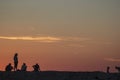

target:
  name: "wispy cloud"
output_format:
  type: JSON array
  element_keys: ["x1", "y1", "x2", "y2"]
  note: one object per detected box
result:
[
  {"x1": 104, "y1": 58, "x2": 120, "y2": 62},
  {"x1": 0, "y1": 36, "x2": 91, "y2": 43},
  {"x1": 0, "y1": 36, "x2": 62, "y2": 43},
  {"x1": 63, "y1": 37, "x2": 91, "y2": 42}
]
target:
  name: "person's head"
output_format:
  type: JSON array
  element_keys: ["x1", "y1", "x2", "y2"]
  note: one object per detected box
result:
[
  {"x1": 8, "y1": 63, "x2": 11, "y2": 66},
  {"x1": 36, "y1": 63, "x2": 39, "y2": 65},
  {"x1": 23, "y1": 63, "x2": 26, "y2": 65},
  {"x1": 15, "y1": 53, "x2": 18, "y2": 56}
]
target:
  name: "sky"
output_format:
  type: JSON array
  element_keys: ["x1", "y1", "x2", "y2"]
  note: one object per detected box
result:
[{"x1": 0, "y1": 0, "x2": 120, "y2": 72}]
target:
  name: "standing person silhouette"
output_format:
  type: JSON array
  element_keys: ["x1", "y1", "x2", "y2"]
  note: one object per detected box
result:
[
  {"x1": 107, "y1": 66, "x2": 110, "y2": 73},
  {"x1": 13, "y1": 53, "x2": 18, "y2": 71}
]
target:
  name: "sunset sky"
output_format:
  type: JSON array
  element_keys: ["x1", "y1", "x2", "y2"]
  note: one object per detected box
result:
[{"x1": 0, "y1": 0, "x2": 120, "y2": 72}]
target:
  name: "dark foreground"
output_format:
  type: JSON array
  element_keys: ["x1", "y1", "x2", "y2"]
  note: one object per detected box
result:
[{"x1": 0, "y1": 71, "x2": 120, "y2": 80}]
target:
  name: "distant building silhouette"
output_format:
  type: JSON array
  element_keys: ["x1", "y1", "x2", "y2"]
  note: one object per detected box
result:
[
  {"x1": 5, "y1": 63, "x2": 13, "y2": 71},
  {"x1": 21, "y1": 63, "x2": 27, "y2": 71},
  {"x1": 32, "y1": 63, "x2": 40, "y2": 71},
  {"x1": 13, "y1": 53, "x2": 18, "y2": 71}
]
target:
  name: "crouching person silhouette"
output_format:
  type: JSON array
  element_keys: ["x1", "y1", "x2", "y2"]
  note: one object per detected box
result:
[
  {"x1": 5, "y1": 63, "x2": 13, "y2": 71},
  {"x1": 33, "y1": 63, "x2": 40, "y2": 71},
  {"x1": 21, "y1": 63, "x2": 27, "y2": 71}
]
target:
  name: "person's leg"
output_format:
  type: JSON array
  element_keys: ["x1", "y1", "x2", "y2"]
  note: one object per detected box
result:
[
  {"x1": 16, "y1": 62, "x2": 18, "y2": 71},
  {"x1": 14, "y1": 62, "x2": 18, "y2": 71},
  {"x1": 14, "y1": 62, "x2": 16, "y2": 71}
]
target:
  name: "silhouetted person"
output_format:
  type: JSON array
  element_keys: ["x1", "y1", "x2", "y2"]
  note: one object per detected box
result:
[
  {"x1": 5, "y1": 63, "x2": 13, "y2": 71},
  {"x1": 13, "y1": 53, "x2": 18, "y2": 71},
  {"x1": 115, "y1": 66, "x2": 120, "y2": 73},
  {"x1": 107, "y1": 66, "x2": 110, "y2": 73},
  {"x1": 21, "y1": 63, "x2": 27, "y2": 71},
  {"x1": 33, "y1": 63, "x2": 40, "y2": 71}
]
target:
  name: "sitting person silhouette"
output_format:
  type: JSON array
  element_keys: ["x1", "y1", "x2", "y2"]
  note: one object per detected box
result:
[
  {"x1": 21, "y1": 63, "x2": 27, "y2": 71},
  {"x1": 5, "y1": 63, "x2": 13, "y2": 71},
  {"x1": 32, "y1": 63, "x2": 40, "y2": 71},
  {"x1": 115, "y1": 66, "x2": 120, "y2": 73}
]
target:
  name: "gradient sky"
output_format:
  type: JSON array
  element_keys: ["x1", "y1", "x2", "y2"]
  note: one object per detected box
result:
[{"x1": 0, "y1": 0, "x2": 120, "y2": 72}]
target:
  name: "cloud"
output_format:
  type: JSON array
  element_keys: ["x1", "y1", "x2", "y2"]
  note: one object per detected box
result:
[
  {"x1": 0, "y1": 36, "x2": 62, "y2": 43},
  {"x1": 104, "y1": 58, "x2": 120, "y2": 62},
  {"x1": 63, "y1": 37, "x2": 91, "y2": 42},
  {"x1": 0, "y1": 36, "x2": 91, "y2": 43}
]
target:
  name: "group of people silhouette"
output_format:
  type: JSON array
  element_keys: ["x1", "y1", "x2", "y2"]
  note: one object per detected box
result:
[
  {"x1": 4, "y1": 53, "x2": 120, "y2": 73},
  {"x1": 5, "y1": 53, "x2": 40, "y2": 72}
]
